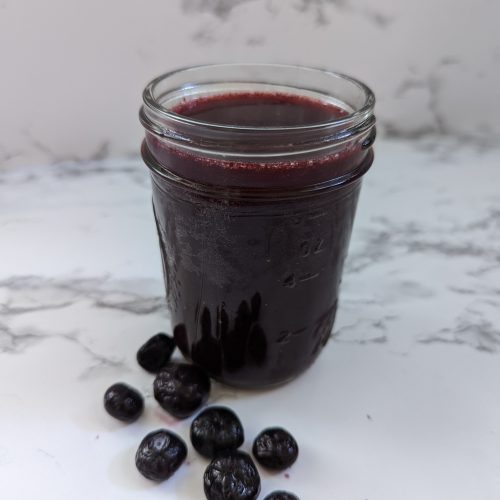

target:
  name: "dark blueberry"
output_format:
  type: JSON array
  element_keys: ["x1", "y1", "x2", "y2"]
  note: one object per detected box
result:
[
  {"x1": 263, "y1": 492, "x2": 300, "y2": 500},
  {"x1": 135, "y1": 429, "x2": 187, "y2": 481},
  {"x1": 252, "y1": 428, "x2": 298, "y2": 470},
  {"x1": 103, "y1": 382, "x2": 144, "y2": 422},
  {"x1": 204, "y1": 451, "x2": 260, "y2": 500},
  {"x1": 153, "y1": 362, "x2": 211, "y2": 419},
  {"x1": 191, "y1": 406, "x2": 244, "y2": 458},
  {"x1": 137, "y1": 333, "x2": 176, "y2": 373}
]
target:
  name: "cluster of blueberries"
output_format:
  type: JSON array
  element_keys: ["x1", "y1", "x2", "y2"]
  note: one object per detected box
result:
[{"x1": 103, "y1": 333, "x2": 300, "y2": 500}]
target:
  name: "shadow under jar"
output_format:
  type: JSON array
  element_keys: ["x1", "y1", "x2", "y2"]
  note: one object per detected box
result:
[{"x1": 140, "y1": 64, "x2": 376, "y2": 389}]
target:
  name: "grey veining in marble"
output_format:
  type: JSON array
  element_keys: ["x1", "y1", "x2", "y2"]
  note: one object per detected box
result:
[{"x1": 182, "y1": 0, "x2": 257, "y2": 19}]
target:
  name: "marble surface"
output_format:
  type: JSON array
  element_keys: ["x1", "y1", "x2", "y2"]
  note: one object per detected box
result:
[
  {"x1": 2, "y1": 0, "x2": 500, "y2": 166},
  {"x1": 1, "y1": 140, "x2": 500, "y2": 499}
]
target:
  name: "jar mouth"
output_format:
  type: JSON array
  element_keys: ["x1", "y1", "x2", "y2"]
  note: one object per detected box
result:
[
  {"x1": 142, "y1": 63, "x2": 375, "y2": 133},
  {"x1": 140, "y1": 63, "x2": 376, "y2": 160}
]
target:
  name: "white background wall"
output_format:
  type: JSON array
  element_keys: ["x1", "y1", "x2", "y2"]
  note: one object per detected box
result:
[{"x1": 1, "y1": 0, "x2": 499, "y2": 166}]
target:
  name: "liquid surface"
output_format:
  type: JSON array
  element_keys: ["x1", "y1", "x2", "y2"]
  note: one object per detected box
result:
[{"x1": 173, "y1": 92, "x2": 348, "y2": 127}]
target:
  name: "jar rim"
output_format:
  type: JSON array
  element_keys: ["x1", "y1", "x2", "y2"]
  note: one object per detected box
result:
[{"x1": 142, "y1": 63, "x2": 375, "y2": 133}]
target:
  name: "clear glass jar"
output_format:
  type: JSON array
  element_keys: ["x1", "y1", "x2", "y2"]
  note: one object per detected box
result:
[{"x1": 140, "y1": 64, "x2": 376, "y2": 388}]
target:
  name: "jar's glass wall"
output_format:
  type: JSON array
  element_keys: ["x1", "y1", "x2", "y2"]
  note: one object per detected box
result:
[{"x1": 140, "y1": 64, "x2": 376, "y2": 388}]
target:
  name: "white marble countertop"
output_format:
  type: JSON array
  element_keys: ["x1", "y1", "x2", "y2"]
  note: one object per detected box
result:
[{"x1": 1, "y1": 139, "x2": 500, "y2": 499}]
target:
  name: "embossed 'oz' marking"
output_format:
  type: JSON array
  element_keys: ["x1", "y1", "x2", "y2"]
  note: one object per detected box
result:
[
  {"x1": 300, "y1": 241, "x2": 311, "y2": 257},
  {"x1": 300, "y1": 237, "x2": 325, "y2": 257},
  {"x1": 313, "y1": 238, "x2": 325, "y2": 254}
]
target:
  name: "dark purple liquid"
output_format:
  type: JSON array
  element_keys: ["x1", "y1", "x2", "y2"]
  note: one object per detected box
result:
[
  {"x1": 174, "y1": 92, "x2": 347, "y2": 126},
  {"x1": 145, "y1": 93, "x2": 372, "y2": 388}
]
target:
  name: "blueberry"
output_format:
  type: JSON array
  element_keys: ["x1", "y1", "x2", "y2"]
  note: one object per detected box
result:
[
  {"x1": 103, "y1": 383, "x2": 144, "y2": 422},
  {"x1": 204, "y1": 451, "x2": 260, "y2": 500},
  {"x1": 135, "y1": 429, "x2": 187, "y2": 481},
  {"x1": 252, "y1": 428, "x2": 298, "y2": 470},
  {"x1": 263, "y1": 492, "x2": 300, "y2": 500},
  {"x1": 137, "y1": 333, "x2": 176, "y2": 373},
  {"x1": 153, "y1": 362, "x2": 211, "y2": 419},
  {"x1": 191, "y1": 406, "x2": 244, "y2": 458}
]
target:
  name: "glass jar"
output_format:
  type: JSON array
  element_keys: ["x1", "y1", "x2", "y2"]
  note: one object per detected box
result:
[{"x1": 140, "y1": 64, "x2": 376, "y2": 388}]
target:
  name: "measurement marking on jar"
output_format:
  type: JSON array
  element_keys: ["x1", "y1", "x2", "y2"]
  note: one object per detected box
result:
[
  {"x1": 313, "y1": 238, "x2": 325, "y2": 254},
  {"x1": 282, "y1": 274, "x2": 297, "y2": 288},
  {"x1": 277, "y1": 328, "x2": 306, "y2": 345},
  {"x1": 300, "y1": 238, "x2": 325, "y2": 257},
  {"x1": 300, "y1": 241, "x2": 311, "y2": 257},
  {"x1": 307, "y1": 211, "x2": 327, "y2": 220},
  {"x1": 298, "y1": 272, "x2": 319, "y2": 282}
]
